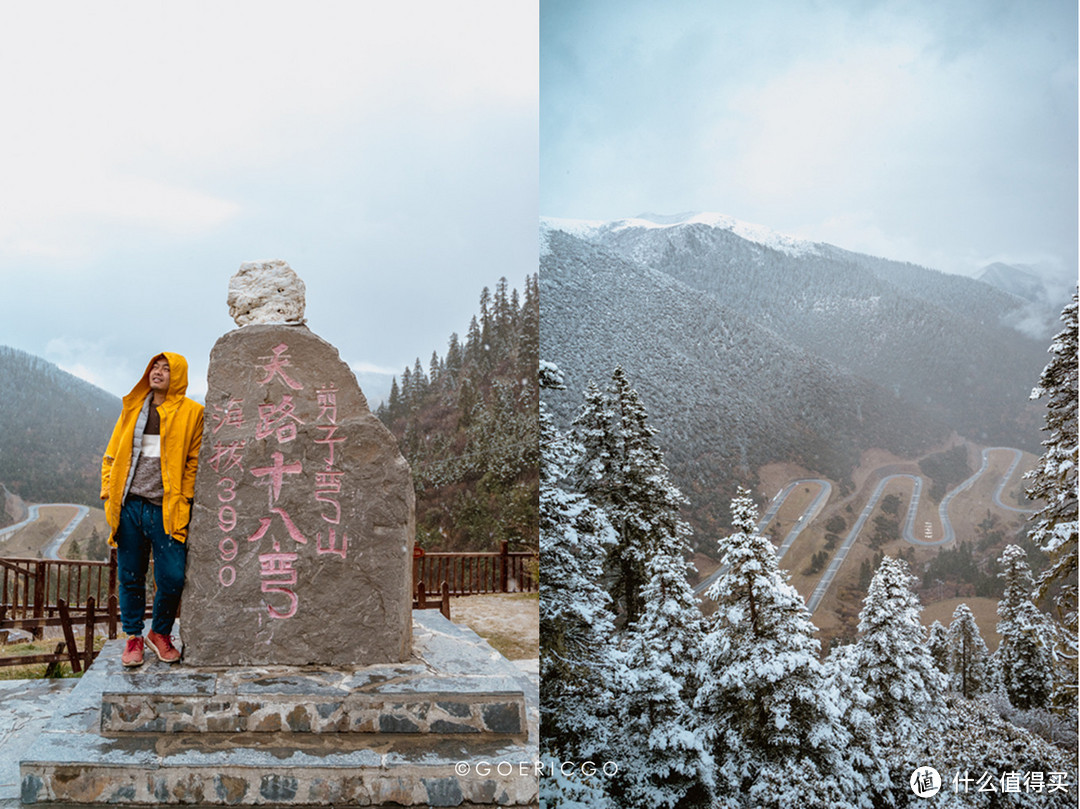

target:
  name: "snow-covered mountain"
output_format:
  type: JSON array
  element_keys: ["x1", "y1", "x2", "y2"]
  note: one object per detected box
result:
[
  {"x1": 977, "y1": 262, "x2": 1049, "y2": 303},
  {"x1": 541, "y1": 211, "x2": 822, "y2": 260},
  {"x1": 540, "y1": 215, "x2": 1049, "y2": 539}
]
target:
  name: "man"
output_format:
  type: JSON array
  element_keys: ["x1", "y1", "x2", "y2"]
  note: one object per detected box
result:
[{"x1": 101, "y1": 353, "x2": 204, "y2": 666}]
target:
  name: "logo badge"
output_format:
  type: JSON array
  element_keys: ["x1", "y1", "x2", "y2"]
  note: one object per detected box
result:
[{"x1": 910, "y1": 766, "x2": 942, "y2": 798}]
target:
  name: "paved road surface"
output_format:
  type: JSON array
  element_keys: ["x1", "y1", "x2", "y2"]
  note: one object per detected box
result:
[
  {"x1": 697, "y1": 446, "x2": 1035, "y2": 611},
  {"x1": 806, "y1": 446, "x2": 1035, "y2": 613},
  {"x1": 41, "y1": 506, "x2": 91, "y2": 559},
  {"x1": 0, "y1": 503, "x2": 91, "y2": 559},
  {"x1": 0, "y1": 504, "x2": 45, "y2": 539},
  {"x1": 986, "y1": 447, "x2": 1037, "y2": 514},
  {"x1": 807, "y1": 474, "x2": 923, "y2": 613}
]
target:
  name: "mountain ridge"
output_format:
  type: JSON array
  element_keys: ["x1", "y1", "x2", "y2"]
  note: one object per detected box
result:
[
  {"x1": 540, "y1": 216, "x2": 1048, "y2": 541},
  {"x1": 0, "y1": 346, "x2": 120, "y2": 506}
]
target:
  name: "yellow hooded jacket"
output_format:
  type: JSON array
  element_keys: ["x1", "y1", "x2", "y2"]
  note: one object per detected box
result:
[{"x1": 101, "y1": 352, "x2": 205, "y2": 545}]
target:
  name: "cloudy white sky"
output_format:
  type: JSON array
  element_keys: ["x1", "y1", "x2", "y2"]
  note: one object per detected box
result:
[
  {"x1": 541, "y1": 0, "x2": 1077, "y2": 285},
  {"x1": 0, "y1": 2, "x2": 538, "y2": 403}
]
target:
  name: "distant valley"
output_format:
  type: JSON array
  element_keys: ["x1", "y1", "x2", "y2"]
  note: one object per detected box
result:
[{"x1": 539, "y1": 214, "x2": 1053, "y2": 546}]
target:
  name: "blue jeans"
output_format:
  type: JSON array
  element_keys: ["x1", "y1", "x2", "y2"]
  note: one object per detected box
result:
[{"x1": 115, "y1": 497, "x2": 187, "y2": 636}]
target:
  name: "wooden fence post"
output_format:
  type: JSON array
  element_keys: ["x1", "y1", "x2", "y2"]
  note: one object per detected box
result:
[
  {"x1": 57, "y1": 599, "x2": 81, "y2": 674},
  {"x1": 440, "y1": 581, "x2": 451, "y2": 620},
  {"x1": 43, "y1": 642, "x2": 67, "y2": 678},
  {"x1": 83, "y1": 597, "x2": 96, "y2": 670},
  {"x1": 107, "y1": 595, "x2": 118, "y2": 640},
  {"x1": 32, "y1": 561, "x2": 45, "y2": 639},
  {"x1": 108, "y1": 548, "x2": 118, "y2": 639},
  {"x1": 499, "y1": 541, "x2": 509, "y2": 592}
]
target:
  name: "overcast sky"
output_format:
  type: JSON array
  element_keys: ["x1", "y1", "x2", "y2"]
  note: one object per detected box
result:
[
  {"x1": 541, "y1": 0, "x2": 1077, "y2": 285},
  {"x1": 0, "y1": 2, "x2": 537, "y2": 403}
]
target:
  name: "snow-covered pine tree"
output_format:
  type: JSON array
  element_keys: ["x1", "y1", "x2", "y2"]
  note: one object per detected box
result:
[
  {"x1": 821, "y1": 644, "x2": 891, "y2": 805},
  {"x1": 1024, "y1": 291, "x2": 1078, "y2": 710},
  {"x1": 926, "y1": 620, "x2": 949, "y2": 674},
  {"x1": 696, "y1": 488, "x2": 869, "y2": 808},
  {"x1": 946, "y1": 603, "x2": 991, "y2": 699},
  {"x1": 607, "y1": 542, "x2": 712, "y2": 808},
  {"x1": 848, "y1": 557, "x2": 944, "y2": 757},
  {"x1": 931, "y1": 694, "x2": 1078, "y2": 809},
  {"x1": 571, "y1": 366, "x2": 691, "y2": 626},
  {"x1": 995, "y1": 544, "x2": 1055, "y2": 710},
  {"x1": 538, "y1": 362, "x2": 618, "y2": 790}
]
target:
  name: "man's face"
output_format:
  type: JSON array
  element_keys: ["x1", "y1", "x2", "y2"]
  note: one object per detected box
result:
[{"x1": 149, "y1": 357, "x2": 170, "y2": 394}]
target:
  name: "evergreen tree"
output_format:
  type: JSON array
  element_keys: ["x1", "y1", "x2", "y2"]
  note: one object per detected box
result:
[
  {"x1": 849, "y1": 556, "x2": 944, "y2": 754},
  {"x1": 386, "y1": 377, "x2": 400, "y2": 415},
  {"x1": 478, "y1": 286, "x2": 492, "y2": 359},
  {"x1": 1024, "y1": 291, "x2": 1078, "y2": 709},
  {"x1": 926, "y1": 620, "x2": 949, "y2": 674},
  {"x1": 428, "y1": 350, "x2": 441, "y2": 386},
  {"x1": 445, "y1": 332, "x2": 463, "y2": 379},
  {"x1": 946, "y1": 603, "x2": 990, "y2": 698},
  {"x1": 608, "y1": 545, "x2": 712, "y2": 808},
  {"x1": 465, "y1": 314, "x2": 482, "y2": 363},
  {"x1": 696, "y1": 489, "x2": 867, "y2": 808},
  {"x1": 519, "y1": 275, "x2": 539, "y2": 382},
  {"x1": 572, "y1": 367, "x2": 691, "y2": 625},
  {"x1": 494, "y1": 276, "x2": 511, "y2": 347},
  {"x1": 400, "y1": 365, "x2": 413, "y2": 407},
  {"x1": 996, "y1": 545, "x2": 1055, "y2": 710},
  {"x1": 538, "y1": 362, "x2": 618, "y2": 771},
  {"x1": 411, "y1": 357, "x2": 427, "y2": 395},
  {"x1": 821, "y1": 644, "x2": 891, "y2": 805}
]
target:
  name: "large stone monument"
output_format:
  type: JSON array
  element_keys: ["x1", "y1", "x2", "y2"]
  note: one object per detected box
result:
[
  {"x1": 183, "y1": 260, "x2": 413, "y2": 665},
  {"x1": 18, "y1": 262, "x2": 537, "y2": 807}
]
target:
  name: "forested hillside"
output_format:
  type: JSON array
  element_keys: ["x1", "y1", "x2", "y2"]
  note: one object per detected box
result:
[
  {"x1": 594, "y1": 220, "x2": 1047, "y2": 449},
  {"x1": 377, "y1": 275, "x2": 538, "y2": 552},
  {"x1": 540, "y1": 230, "x2": 948, "y2": 543},
  {"x1": 0, "y1": 347, "x2": 119, "y2": 505},
  {"x1": 540, "y1": 216, "x2": 1049, "y2": 543}
]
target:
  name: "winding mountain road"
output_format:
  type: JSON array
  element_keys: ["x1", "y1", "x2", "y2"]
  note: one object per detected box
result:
[
  {"x1": 986, "y1": 447, "x2": 1036, "y2": 514},
  {"x1": 697, "y1": 447, "x2": 1037, "y2": 611},
  {"x1": 0, "y1": 504, "x2": 91, "y2": 560},
  {"x1": 693, "y1": 479, "x2": 831, "y2": 596},
  {"x1": 40, "y1": 506, "x2": 90, "y2": 560}
]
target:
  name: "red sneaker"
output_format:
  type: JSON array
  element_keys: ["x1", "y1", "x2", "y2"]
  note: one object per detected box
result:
[
  {"x1": 145, "y1": 630, "x2": 181, "y2": 663},
  {"x1": 122, "y1": 636, "x2": 144, "y2": 667}
]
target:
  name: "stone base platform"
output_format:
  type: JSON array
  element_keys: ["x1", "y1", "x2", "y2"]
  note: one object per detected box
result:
[{"x1": 20, "y1": 612, "x2": 538, "y2": 807}]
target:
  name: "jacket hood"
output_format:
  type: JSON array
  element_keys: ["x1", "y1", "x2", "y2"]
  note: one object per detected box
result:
[{"x1": 125, "y1": 351, "x2": 190, "y2": 404}]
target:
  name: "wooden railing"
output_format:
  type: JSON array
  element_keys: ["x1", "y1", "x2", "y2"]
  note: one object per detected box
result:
[
  {"x1": 0, "y1": 540, "x2": 537, "y2": 673},
  {"x1": 413, "y1": 541, "x2": 537, "y2": 597},
  {"x1": 0, "y1": 553, "x2": 119, "y2": 672}
]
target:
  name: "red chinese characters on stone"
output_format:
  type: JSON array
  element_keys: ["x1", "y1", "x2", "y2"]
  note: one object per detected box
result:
[
  {"x1": 211, "y1": 397, "x2": 245, "y2": 434},
  {"x1": 255, "y1": 395, "x2": 304, "y2": 443},
  {"x1": 313, "y1": 386, "x2": 348, "y2": 559},
  {"x1": 259, "y1": 551, "x2": 299, "y2": 619},
  {"x1": 246, "y1": 450, "x2": 308, "y2": 619},
  {"x1": 248, "y1": 451, "x2": 309, "y2": 549},
  {"x1": 208, "y1": 440, "x2": 246, "y2": 475},
  {"x1": 257, "y1": 343, "x2": 304, "y2": 391},
  {"x1": 210, "y1": 352, "x2": 351, "y2": 621}
]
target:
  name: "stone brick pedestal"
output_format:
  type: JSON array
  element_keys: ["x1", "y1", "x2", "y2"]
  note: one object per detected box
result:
[{"x1": 19, "y1": 612, "x2": 538, "y2": 806}]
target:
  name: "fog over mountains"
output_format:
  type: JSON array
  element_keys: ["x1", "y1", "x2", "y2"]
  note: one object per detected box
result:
[{"x1": 540, "y1": 214, "x2": 1051, "y2": 540}]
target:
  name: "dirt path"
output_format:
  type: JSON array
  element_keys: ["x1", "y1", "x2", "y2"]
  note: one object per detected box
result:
[{"x1": 449, "y1": 593, "x2": 538, "y2": 661}]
